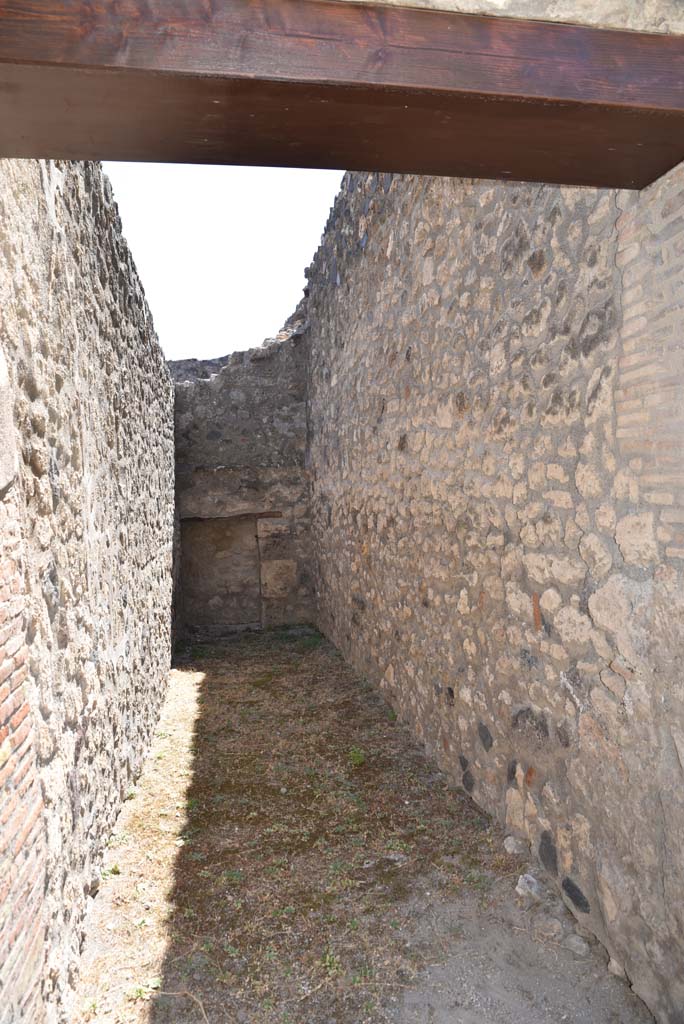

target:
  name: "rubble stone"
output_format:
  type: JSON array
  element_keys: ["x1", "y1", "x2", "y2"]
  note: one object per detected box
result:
[
  {"x1": 305, "y1": 166, "x2": 684, "y2": 1023},
  {"x1": 0, "y1": 160, "x2": 174, "y2": 1024}
]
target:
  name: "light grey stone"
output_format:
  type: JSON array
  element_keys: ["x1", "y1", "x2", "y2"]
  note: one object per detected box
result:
[
  {"x1": 0, "y1": 347, "x2": 16, "y2": 495},
  {"x1": 563, "y1": 934, "x2": 592, "y2": 957},
  {"x1": 504, "y1": 835, "x2": 529, "y2": 857},
  {"x1": 516, "y1": 873, "x2": 547, "y2": 903}
]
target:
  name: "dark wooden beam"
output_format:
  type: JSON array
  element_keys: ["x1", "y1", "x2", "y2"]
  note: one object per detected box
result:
[{"x1": 1, "y1": 0, "x2": 684, "y2": 188}]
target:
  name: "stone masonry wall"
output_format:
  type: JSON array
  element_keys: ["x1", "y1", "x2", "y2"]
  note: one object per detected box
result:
[
  {"x1": 306, "y1": 168, "x2": 684, "y2": 1023},
  {"x1": 0, "y1": 160, "x2": 175, "y2": 1023},
  {"x1": 172, "y1": 324, "x2": 314, "y2": 635}
]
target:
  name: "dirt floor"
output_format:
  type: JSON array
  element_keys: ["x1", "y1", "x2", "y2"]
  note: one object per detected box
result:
[{"x1": 72, "y1": 629, "x2": 653, "y2": 1024}]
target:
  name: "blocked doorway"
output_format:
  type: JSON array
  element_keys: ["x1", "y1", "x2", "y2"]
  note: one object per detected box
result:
[
  {"x1": 180, "y1": 516, "x2": 261, "y2": 634},
  {"x1": 179, "y1": 513, "x2": 304, "y2": 637}
]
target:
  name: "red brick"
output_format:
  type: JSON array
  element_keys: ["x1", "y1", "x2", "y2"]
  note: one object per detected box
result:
[
  {"x1": 3, "y1": 633, "x2": 23, "y2": 660},
  {"x1": 9, "y1": 663, "x2": 28, "y2": 691},
  {"x1": 0, "y1": 689, "x2": 22, "y2": 728},
  {"x1": 11, "y1": 752, "x2": 38, "y2": 793},
  {"x1": 9, "y1": 700, "x2": 30, "y2": 733},
  {"x1": 0, "y1": 658, "x2": 15, "y2": 686},
  {"x1": 9, "y1": 729, "x2": 33, "y2": 764},
  {"x1": 0, "y1": 756, "x2": 17, "y2": 790},
  {"x1": 12, "y1": 798, "x2": 43, "y2": 859},
  {"x1": 0, "y1": 792, "x2": 19, "y2": 827},
  {"x1": 9, "y1": 718, "x2": 31, "y2": 754},
  {"x1": 0, "y1": 801, "x2": 25, "y2": 857},
  {"x1": 3, "y1": 910, "x2": 45, "y2": 1005},
  {"x1": 12, "y1": 644, "x2": 28, "y2": 670}
]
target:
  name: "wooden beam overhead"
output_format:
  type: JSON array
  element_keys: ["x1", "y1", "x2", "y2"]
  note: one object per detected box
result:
[{"x1": 1, "y1": 0, "x2": 684, "y2": 187}]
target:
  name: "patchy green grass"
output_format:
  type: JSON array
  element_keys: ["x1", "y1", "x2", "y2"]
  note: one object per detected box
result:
[
  {"x1": 348, "y1": 746, "x2": 367, "y2": 768},
  {"x1": 75, "y1": 629, "x2": 518, "y2": 1024},
  {"x1": 147, "y1": 631, "x2": 512, "y2": 1023}
]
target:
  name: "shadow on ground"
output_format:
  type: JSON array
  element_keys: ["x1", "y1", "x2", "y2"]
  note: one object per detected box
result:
[
  {"x1": 149, "y1": 628, "x2": 516, "y2": 1024},
  {"x1": 73, "y1": 628, "x2": 653, "y2": 1024}
]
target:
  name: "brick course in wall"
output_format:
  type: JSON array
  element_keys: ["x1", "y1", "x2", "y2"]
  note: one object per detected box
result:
[
  {"x1": 615, "y1": 170, "x2": 684, "y2": 555},
  {"x1": 305, "y1": 166, "x2": 684, "y2": 1023},
  {"x1": 0, "y1": 483, "x2": 45, "y2": 1024}
]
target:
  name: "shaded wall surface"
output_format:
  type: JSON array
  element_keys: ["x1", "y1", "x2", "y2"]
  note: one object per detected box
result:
[
  {"x1": 306, "y1": 166, "x2": 684, "y2": 1023},
  {"x1": 171, "y1": 328, "x2": 314, "y2": 636},
  {"x1": 0, "y1": 160, "x2": 175, "y2": 1023},
  {"x1": 326, "y1": 0, "x2": 684, "y2": 33}
]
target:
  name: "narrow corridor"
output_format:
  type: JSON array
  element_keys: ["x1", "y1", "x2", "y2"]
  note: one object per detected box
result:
[{"x1": 73, "y1": 631, "x2": 651, "y2": 1024}]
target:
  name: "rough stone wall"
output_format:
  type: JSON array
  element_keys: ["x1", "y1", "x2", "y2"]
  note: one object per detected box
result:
[
  {"x1": 172, "y1": 325, "x2": 314, "y2": 635},
  {"x1": 0, "y1": 160, "x2": 175, "y2": 1023},
  {"x1": 327, "y1": 0, "x2": 684, "y2": 34},
  {"x1": 168, "y1": 353, "x2": 233, "y2": 384},
  {"x1": 306, "y1": 168, "x2": 684, "y2": 1023}
]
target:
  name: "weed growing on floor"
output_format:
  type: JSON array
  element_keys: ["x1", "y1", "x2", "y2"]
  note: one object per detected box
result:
[{"x1": 74, "y1": 631, "x2": 518, "y2": 1024}]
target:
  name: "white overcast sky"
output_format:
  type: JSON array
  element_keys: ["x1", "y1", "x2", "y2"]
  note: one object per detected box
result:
[{"x1": 103, "y1": 163, "x2": 343, "y2": 362}]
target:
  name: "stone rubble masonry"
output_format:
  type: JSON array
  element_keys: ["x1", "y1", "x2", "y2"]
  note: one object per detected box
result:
[
  {"x1": 167, "y1": 353, "x2": 233, "y2": 384},
  {"x1": 0, "y1": 160, "x2": 175, "y2": 1024},
  {"x1": 2, "y1": 148, "x2": 683, "y2": 1024},
  {"x1": 171, "y1": 319, "x2": 314, "y2": 635},
  {"x1": 305, "y1": 164, "x2": 684, "y2": 1023},
  {"x1": 327, "y1": 0, "x2": 684, "y2": 34},
  {"x1": 0, "y1": 349, "x2": 17, "y2": 494}
]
